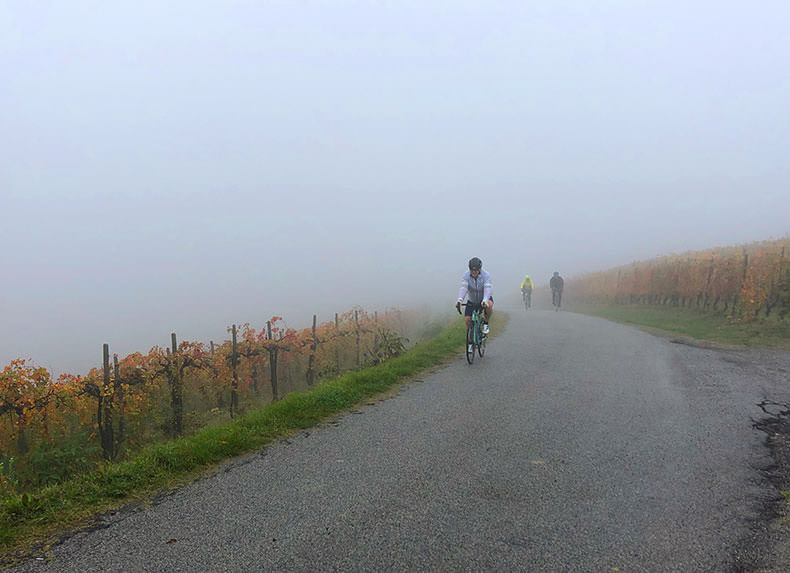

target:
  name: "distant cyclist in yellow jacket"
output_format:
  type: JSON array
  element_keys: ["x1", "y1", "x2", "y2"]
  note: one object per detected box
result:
[{"x1": 520, "y1": 275, "x2": 534, "y2": 309}]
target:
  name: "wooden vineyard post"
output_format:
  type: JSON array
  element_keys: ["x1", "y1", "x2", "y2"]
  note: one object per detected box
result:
[
  {"x1": 231, "y1": 324, "x2": 239, "y2": 417},
  {"x1": 766, "y1": 247, "x2": 786, "y2": 317},
  {"x1": 170, "y1": 333, "x2": 183, "y2": 436},
  {"x1": 251, "y1": 360, "x2": 259, "y2": 393},
  {"x1": 101, "y1": 344, "x2": 114, "y2": 460},
  {"x1": 113, "y1": 353, "x2": 125, "y2": 458},
  {"x1": 268, "y1": 320, "x2": 279, "y2": 402},
  {"x1": 373, "y1": 311, "x2": 379, "y2": 359},
  {"x1": 307, "y1": 314, "x2": 317, "y2": 386},
  {"x1": 355, "y1": 310, "x2": 360, "y2": 368},
  {"x1": 334, "y1": 312, "x2": 340, "y2": 372},
  {"x1": 95, "y1": 346, "x2": 105, "y2": 454},
  {"x1": 737, "y1": 250, "x2": 748, "y2": 312}
]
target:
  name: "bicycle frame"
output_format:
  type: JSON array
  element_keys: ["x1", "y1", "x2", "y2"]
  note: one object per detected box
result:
[{"x1": 459, "y1": 302, "x2": 487, "y2": 364}]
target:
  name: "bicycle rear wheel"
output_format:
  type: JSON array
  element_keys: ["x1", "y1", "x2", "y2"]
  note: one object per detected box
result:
[{"x1": 465, "y1": 323, "x2": 475, "y2": 364}]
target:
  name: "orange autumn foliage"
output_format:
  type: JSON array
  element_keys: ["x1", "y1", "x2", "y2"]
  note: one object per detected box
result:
[{"x1": 567, "y1": 237, "x2": 790, "y2": 321}]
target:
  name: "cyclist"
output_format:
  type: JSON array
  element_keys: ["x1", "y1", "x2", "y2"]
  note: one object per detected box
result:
[
  {"x1": 550, "y1": 271, "x2": 564, "y2": 309},
  {"x1": 455, "y1": 257, "x2": 493, "y2": 334},
  {"x1": 520, "y1": 274, "x2": 534, "y2": 308}
]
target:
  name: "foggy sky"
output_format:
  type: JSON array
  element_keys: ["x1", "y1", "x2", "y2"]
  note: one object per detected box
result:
[{"x1": 2, "y1": 0, "x2": 789, "y2": 375}]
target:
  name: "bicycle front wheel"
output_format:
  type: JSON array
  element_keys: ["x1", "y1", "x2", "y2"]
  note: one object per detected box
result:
[
  {"x1": 478, "y1": 323, "x2": 486, "y2": 358},
  {"x1": 465, "y1": 323, "x2": 475, "y2": 364}
]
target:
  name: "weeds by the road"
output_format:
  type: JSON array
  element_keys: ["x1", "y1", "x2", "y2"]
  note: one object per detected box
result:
[{"x1": 570, "y1": 304, "x2": 790, "y2": 349}]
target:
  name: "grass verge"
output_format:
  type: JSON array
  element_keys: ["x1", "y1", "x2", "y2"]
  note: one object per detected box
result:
[
  {"x1": 570, "y1": 304, "x2": 790, "y2": 349},
  {"x1": 0, "y1": 313, "x2": 508, "y2": 564}
]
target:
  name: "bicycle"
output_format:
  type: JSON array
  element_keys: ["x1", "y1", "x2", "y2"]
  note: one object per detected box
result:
[
  {"x1": 458, "y1": 302, "x2": 487, "y2": 364},
  {"x1": 521, "y1": 289, "x2": 532, "y2": 310}
]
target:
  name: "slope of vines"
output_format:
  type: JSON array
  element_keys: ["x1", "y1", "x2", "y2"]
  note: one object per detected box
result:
[{"x1": 568, "y1": 237, "x2": 790, "y2": 321}]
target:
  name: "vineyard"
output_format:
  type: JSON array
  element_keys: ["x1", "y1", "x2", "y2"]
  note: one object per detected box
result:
[
  {"x1": 0, "y1": 307, "x2": 417, "y2": 498},
  {"x1": 566, "y1": 237, "x2": 790, "y2": 320}
]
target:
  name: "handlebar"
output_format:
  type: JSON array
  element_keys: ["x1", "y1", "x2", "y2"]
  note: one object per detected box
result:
[{"x1": 457, "y1": 301, "x2": 485, "y2": 315}]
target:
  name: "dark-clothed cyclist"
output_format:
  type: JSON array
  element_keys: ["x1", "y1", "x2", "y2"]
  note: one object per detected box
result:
[{"x1": 550, "y1": 271, "x2": 564, "y2": 309}]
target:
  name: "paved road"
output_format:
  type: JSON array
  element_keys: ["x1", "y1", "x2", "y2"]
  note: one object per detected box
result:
[{"x1": 10, "y1": 306, "x2": 790, "y2": 571}]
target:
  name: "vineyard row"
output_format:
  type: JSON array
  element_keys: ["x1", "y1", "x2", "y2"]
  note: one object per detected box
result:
[
  {"x1": 0, "y1": 306, "x2": 414, "y2": 494},
  {"x1": 566, "y1": 237, "x2": 790, "y2": 320}
]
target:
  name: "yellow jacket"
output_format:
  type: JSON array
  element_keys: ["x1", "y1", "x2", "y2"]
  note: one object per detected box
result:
[{"x1": 520, "y1": 277, "x2": 534, "y2": 290}]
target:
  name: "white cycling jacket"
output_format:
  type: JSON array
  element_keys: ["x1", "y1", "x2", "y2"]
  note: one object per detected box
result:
[{"x1": 458, "y1": 269, "x2": 493, "y2": 304}]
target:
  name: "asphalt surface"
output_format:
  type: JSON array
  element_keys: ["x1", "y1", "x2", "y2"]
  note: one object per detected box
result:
[{"x1": 9, "y1": 305, "x2": 790, "y2": 572}]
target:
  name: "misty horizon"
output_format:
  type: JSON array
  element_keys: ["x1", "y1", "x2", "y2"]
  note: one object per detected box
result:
[{"x1": 2, "y1": 1, "x2": 789, "y2": 376}]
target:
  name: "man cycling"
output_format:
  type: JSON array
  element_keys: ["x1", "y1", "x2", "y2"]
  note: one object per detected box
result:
[
  {"x1": 520, "y1": 274, "x2": 534, "y2": 308},
  {"x1": 550, "y1": 271, "x2": 564, "y2": 310},
  {"x1": 455, "y1": 257, "x2": 493, "y2": 334}
]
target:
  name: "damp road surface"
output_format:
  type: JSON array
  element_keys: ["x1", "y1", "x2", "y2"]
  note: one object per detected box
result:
[{"x1": 9, "y1": 304, "x2": 790, "y2": 572}]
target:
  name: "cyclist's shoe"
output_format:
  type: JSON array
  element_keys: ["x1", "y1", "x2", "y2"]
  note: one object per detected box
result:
[
  {"x1": 468, "y1": 344, "x2": 474, "y2": 353},
  {"x1": 482, "y1": 323, "x2": 490, "y2": 335}
]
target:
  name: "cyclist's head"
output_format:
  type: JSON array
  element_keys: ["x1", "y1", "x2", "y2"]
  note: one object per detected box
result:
[
  {"x1": 553, "y1": 271, "x2": 559, "y2": 276},
  {"x1": 525, "y1": 274, "x2": 530, "y2": 279},
  {"x1": 468, "y1": 257, "x2": 482, "y2": 271}
]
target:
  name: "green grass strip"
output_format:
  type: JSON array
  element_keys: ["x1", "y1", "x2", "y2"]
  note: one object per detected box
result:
[
  {"x1": 571, "y1": 303, "x2": 790, "y2": 349},
  {"x1": 1, "y1": 315, "x2": 506, "y2": 561}
]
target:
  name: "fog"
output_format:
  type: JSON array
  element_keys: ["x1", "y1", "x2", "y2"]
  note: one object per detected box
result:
[{"x1": 2, "y1": 1, "x2": 789, "y2": 375}]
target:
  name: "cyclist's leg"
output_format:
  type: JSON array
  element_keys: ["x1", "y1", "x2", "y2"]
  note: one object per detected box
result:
[
  {"x1": 465, "y1": 320, "x2": 475, "y2": 363},
  {"x1": 463, "y1": 305, "x2": 476, "y2": 357},
  {"x1": 482, "y1": 298, "x2": 493, "y2": 334},
  {"x1": 463, "y1": 302, "x2": 476, "y2": 331},
  {"x1": 477, "y1": 309, "x2": 487, "y2": 357}
]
